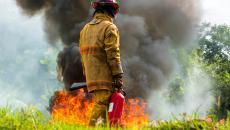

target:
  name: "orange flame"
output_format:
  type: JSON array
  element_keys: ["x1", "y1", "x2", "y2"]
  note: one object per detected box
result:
[
  {"x1": 122, "y1": 99, "x2": 149, "y2": 127},
  {"x1": 51, "y1": 90, "x2": 149, "y2": 128},
  {"x1": 51, "y1": 90, "x2": 94, "y2": 125}
]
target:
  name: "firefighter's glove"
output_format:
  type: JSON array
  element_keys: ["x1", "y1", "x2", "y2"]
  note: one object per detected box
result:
[{"x1": 112, "y1": 74, "x2": 123, "y2": 89}]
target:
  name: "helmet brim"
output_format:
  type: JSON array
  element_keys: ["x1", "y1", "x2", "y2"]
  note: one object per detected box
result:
[{"x1": 92, "y1": 2, "x2": 119, "y2": 10}]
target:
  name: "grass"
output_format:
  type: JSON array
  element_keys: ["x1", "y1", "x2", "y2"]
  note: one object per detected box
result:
[{"x1": 0, "y1": 106, "x2": 230, "y2": 130}]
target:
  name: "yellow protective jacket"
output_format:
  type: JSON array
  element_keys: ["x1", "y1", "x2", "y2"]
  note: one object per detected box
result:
[{"x1": 79, "y1": 13, "x2": 123, "y2": 92}]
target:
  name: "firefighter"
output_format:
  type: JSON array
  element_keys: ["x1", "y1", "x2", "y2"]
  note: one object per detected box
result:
[{"x1": 79, "y1": 0, "x2": 123, "y2": 126}]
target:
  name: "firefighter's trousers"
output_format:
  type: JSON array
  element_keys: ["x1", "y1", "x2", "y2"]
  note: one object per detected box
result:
[{"x1": 89, "y1": 90, "x2": 112, "y2": 126}]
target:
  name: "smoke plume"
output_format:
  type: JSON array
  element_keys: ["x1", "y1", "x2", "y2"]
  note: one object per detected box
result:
[
  {"x1": 16, "y1": 0, "x2": 90, "y2": 45},
  {"x1": 121, "y1": 0, "x2": 200, "y2": 43},
  {"x1": 16, "y1": 0, "x2": 201, "y2": 96},
  {"x1": 14, "y1": 0, "x2": 214, "y2": 118},
  {"x1": 117, "y1": 0, "x2": 201, "y2": 98}
]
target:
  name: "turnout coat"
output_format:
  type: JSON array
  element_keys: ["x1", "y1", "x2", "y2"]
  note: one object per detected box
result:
[{"x1": 79, "y1": 13, "x2": 123, "y2": 92}]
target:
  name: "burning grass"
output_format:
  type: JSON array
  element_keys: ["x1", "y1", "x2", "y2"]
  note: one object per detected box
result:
[
  {"x1": 50, "y1": 90, "x2": 149, "y2": 128},
  {"x1": 50, "y1": 90, "x2": 94, "y2": 126}
]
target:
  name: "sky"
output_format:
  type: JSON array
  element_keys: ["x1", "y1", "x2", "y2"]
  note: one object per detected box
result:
[{"x1": 201, "y1": 0, "x2": 230, "y2": 25}]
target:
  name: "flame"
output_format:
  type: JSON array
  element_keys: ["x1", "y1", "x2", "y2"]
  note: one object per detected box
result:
[
  {"x1": 51, "y1": 90, "x2": 149, "y2": 128},
  {"x1": 51, "y1": 90, "x2": 94, "y2": 125},
  {"x1": 122, "y1": 99, "x2": 149, "y2": 127}
]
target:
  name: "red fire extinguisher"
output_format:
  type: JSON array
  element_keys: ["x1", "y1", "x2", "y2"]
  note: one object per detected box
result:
[{"x1": 108, "y1": 90, "x2": 126, "y2": 126}]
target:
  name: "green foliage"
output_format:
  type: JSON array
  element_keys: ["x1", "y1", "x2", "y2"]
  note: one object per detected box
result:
[
  {"x1": 165, "y1": 23, "x2": 229, "y2": 119},
  {"x1": 166, "y1": 48, "x2": 199, "y2": 105},
  {"x1": 198, "y1": 23, "x2": 230, "y2": 118},
  {"x1": 199, "y1": 23, "x2": 230, "y2": 64},
  {"x1": 167, "y1": 75, "x2": 185, "y2": 104},
  {"x1": 0, "y1": 107, "x2": 111, "y2": 130},
  {"x1": 1, "y1": 107, "x2": 230, "y2": 130},
  {"x1": 0, "y1": 106, "x2": 46, "y2": 130}
]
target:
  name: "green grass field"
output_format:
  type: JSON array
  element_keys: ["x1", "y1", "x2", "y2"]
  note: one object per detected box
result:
[{"x1": 0, "y1": 106, "x2": 229, "y2": 130}]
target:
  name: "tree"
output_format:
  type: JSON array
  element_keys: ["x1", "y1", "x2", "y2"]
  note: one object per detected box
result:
[{"x1": 198, "y1": 23, "x2": 230, "y2": 118}]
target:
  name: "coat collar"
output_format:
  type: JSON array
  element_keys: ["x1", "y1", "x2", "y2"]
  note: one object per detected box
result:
[{"x1": 90, "y1": 13, "x2": 113, "y2": 25}]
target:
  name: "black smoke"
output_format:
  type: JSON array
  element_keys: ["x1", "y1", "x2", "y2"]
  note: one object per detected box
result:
[
  {"x1": 16, "y1": 0, "x2": 201, "y2": 98},
  {"x1": 16, "y1": 0, "x2": 90, "y2": 45}
]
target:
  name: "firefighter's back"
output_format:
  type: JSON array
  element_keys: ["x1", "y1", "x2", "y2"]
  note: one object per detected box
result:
[{"x1": 79, "y1": 13, "x2": 116, "y2": 92}]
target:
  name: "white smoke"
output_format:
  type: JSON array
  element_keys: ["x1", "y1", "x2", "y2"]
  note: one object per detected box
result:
[
  {"x1": 0, "y1": 0, "x2": 60, "y2": 110},
  {"x1": 148, "y1": 65, "x2": 214, "y2": 120}
]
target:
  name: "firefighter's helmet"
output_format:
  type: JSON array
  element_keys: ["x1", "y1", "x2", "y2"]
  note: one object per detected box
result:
[{"x1": 92, "y1": 0, "x2": 119, "y2": 10}]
